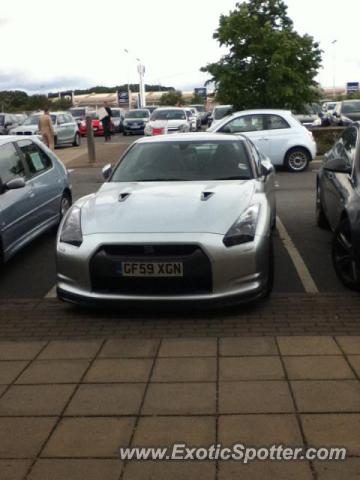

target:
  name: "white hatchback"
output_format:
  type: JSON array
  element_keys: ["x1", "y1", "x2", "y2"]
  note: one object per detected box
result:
[{"x1": 207, "y1": 109, "x2": 317, "y2": 172}]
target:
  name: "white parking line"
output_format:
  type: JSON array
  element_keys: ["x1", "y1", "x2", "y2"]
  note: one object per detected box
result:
[
  {"x1": 45, "y1": 285, "x2": 57, "y2": 298},
  {"x1": 276, "y1": 216, "x2": 319, "y2": 293}
]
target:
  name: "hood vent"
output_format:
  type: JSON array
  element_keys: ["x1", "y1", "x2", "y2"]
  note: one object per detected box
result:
[
  {"x1": 118, "y1": 193, "x2": 130, "y2": 202},
  {"x1": 201, "y1": 191, "x2": 214, "y2": 201}
]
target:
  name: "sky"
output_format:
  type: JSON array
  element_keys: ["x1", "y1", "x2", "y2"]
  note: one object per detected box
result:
[{"x1": 0, "y1": 0, "x2": 359, "y2": 94}]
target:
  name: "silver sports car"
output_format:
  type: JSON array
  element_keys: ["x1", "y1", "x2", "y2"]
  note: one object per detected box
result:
[{"x1": 56, "y1": 133, "x2": 276, "y2": 305}]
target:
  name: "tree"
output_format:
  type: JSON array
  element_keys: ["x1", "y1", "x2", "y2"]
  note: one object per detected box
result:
[
  {"x1": 190, "y1": 93, "x2": 206, "y2": 105},
  {"x1": 159, "y1": 90, "x2": 185, "y2": 106},
  {"x1": 201, "y1": 0, "x2": 322, "y2": 111}
]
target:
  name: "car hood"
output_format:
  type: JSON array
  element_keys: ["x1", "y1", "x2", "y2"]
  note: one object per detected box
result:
[
  {"x1": 149, "y1": 119, "x2": 188, "y2": 128},
  {"x1": 124, "y1": 117, "x2": 148, "y2": 122},
  {"x1": 80, "y1": 181, "x2": 256, "y2": 235},
  {"x1": 10, "y1": 124, "x2": 37, "y2": 133}
]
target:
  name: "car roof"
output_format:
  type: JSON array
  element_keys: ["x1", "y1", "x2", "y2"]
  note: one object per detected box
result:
[
  {"x1": 134, "y1": 133, "x2": 248, "y2": 144},
  {"x1": 0, "y1": 135, "x2": 39, "y2": 146}
]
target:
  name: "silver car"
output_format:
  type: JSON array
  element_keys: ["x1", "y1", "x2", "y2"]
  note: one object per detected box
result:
[
  {"x1": 10, "y1": 112, "x2": 81, "y2": 148},
  {"x1": 0, "y1": 136, "x2": 71, "y2": 261},
  {"x1": 56, "y1": 133, "x2": 276, "y2": 306}
]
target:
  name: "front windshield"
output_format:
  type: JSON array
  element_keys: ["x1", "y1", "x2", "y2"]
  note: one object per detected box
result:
[
  {"x1": 214, "y1": 107, "x2": 232, "y2": 119},
  {"x1": 151, "y1": 109, "x2": 186, "y2": 121},
  {"x1": 23, "y1": 115, "x2": 56, "y2": 125},
  {"x1": 125, "y1": 110, "x2": 149, "y2": 119},
  {"x1": 70, "y1": 109, "x2": 85, "y2": 117},
  {"x1": 342, "y1": 101, "x2": 360, "y2": 114},
  {"x1": 112, "y1": 110, "x2": 121, "y2": 117},
  {"x1": 110, "y1": 140, "x2": 252, "y2": 182}
]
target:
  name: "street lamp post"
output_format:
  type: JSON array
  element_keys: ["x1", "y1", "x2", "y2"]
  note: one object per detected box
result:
[
  {"x1": 331, "y1": 39, "x2": 338, "y2": 99},
  {"x1": 124, "y1": 49, "x2": 146, "y2": 108}
]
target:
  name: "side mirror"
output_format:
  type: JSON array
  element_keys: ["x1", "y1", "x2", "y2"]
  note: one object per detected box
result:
[
  {"x1": 220, "y1": 125, "x2": 232, "y2": 134},
  {"x1": 261, "y1": 162, "x2": 273, "y2": 177},
  {"x1": 324, "y1": 157, "x2": 352, "y2": 174},
  {"x1": 6, "y1": 177, "x2": 26, "y2": 190},
  {"x1": 333, "y1": 112, "x2": 339, "y2": 118},
  {"x1": 102, "y1": 164, "x2": 112, "y2": 180}
]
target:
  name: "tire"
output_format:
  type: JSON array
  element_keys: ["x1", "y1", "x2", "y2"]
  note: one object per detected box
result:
[
  {"x1": 54, "y1": 136, "x2": 58, "y2": 148},
  {"x1": 72, "y1": 133, "x2": 81, "y2": 147},
  {"x1": 284, "y1": 148, "x2": 310, "y2": 173},
  {"x1": 316, "y1": 184, "x2": 330, "y2": 229},
  {"x1": 59, "y1": 192, "x2": 72, "y2": 222},
  {"x1": 332, "y1": 218, "x2": 360, "y2": 291},
  {"x1": 123, "y1": 132, "x2": 127, "y2": 136}
]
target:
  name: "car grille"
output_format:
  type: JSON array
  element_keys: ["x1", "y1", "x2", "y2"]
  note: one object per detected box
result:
[
  {"x1": 89, "y1": 244, "x2": 212, "y2": 295},
  {"x1": 16, "y1": 131, "x2": 33, "y2": 135}
]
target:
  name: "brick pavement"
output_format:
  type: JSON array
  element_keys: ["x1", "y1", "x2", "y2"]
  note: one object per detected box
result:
[
  {"x1": 0, "y1": 293, "x2": 360, "y2": 340},
  {"x1": 0, "y1": 335, "x2": 359, "y2": 479}
]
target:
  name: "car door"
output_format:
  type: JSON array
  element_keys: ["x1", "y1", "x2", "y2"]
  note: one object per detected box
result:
[
  {"x1": 64, "y1": 114, "x2": 76, "y2": 143},
  {"x1": 261, "y1": 114, "x2": 293, "y2": 165},
  {"x1": 218, "y1": 114, "x2": 271, "y2": 157},
  {"x1": 16, "y1": 139, "x2": 62, "y2": 227},
  {"x1": 55, "y1": 115, "x2": 67, "y2": 145},
  {"x1": 0, "y1": 141, "x2": 37, "y2": 258},
  {"x1": 322, "y1": 127, "x2": 357, "y2": 229}
]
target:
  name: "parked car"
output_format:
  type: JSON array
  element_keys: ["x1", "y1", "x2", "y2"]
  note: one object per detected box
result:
[
  {"x1": 331, "y1": 100, "x2": 360, "y2": 126},
  {"x1": 123, "y1": 109, "x2": 151, "y2": 135},
  {"x1": 144, "y1": 107, "x2": 190, "y2": 136},
  {"x1": 316, "y1": 122, "x2": 360, "y2": 290},
  {"x1": 322, "y1": 101, "x2": 339, "y2": 113},
  {"x1": 0, "y1": 114, "x2": 20, "y2": 135},
  {"x1": 207, "y1": 109, "x2": 317, "y2": 172},
  {"x1": 10, "y1": 112, "x2": 81, "y2": 147},
  {"x1": 189, "y1": 107, "x2": 202, "y2": 130},
  {"x1": 0, "y1": 136, "x2": 71, "y2": 262},
  {"x1": 56, "y1": 133, "x2": 276, "y2": 305},
  {"x1": 189, "y1": 104, "x2": 209, "y2": 125},
  {"x1": 79, "y1": 112, "x2": 114, "y2": 137},
  {"x1": 184, "y1": 108, "x2": 198, "y2": 132},
  {"x1": 294, "y1": 103, "x2": 322, "y2": 127},
  {"x1": 14, "y1": 113, "x2": 27, "y2": 125},
  {"x1": 110, "y1": 108, "x2": 125, "y2": 132},
  {"x1": 208, "y1": 105, "x2": 233, "y2": 127},
  {"x1": 68, "y1": 107, "x2": 92, "y2": 126}
]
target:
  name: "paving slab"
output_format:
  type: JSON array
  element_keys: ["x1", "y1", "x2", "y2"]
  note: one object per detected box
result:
[
  {"x1": 132, "y1": 416, "x2": 216, "y2": 446},
  {"x1": 219, "y1": 356, "x2": 284, "y2": 381},
  {"x1": 38, "y1": 340, "x2": 102, "y2": 359},
  {"x1": 123, "y1": 461, "x2": 215, "y2": 480},
  {"x1": 336, "y1": 336, "x2": 360, "y2": 354},
  {"x1": 152, "y1": 357, "x2": 216, "y2": 382},
  {"x1": 142, "y1": 383, "x2": 216, "y2": 415},
  {"x1": 0, "y1": 361, "x2": 28, "y2": 384},
  {"x1": 84, "y1": 359, "x2": 152, "y2": 383},
  {"x1": 292, "y1": 380, "x2": 360, "y2": 412},
  {"x1": 99, "y1": 338, "x2": 160, "y2": 358},
  {"x1": 218, "y1": 414, "x2": 303, "y2": 446},
  {"x1": 220, "y1": 337, "x2": 278, "y2": 356},
  {"x1": 158, "y1": 338, "x2": 217, "y2": 357},
  {"x1": 218, "y1": 461, "x2": 313, "y2": 480},
  {"x1": 42, "y1": 417, "x2": 134, "y2": 458},
  {"x1": 283, "y1": 356, "x2": 355, "y2": 380},
  {"x1": 314, "y1": 458, "x2": 360, "y2": 479},
  {"x1": 219, "y1": 381, "x2": 295, "y2": 414},
  {"x1": 15, "y1": 359, "x2": 90, "y2": 384},
  {"x1": 278, "y1": 336, "x2": 341, "y2": 355},
  {"x1": 65, "y1": 383, "x2": 146, "y2": 416},
  {"x1": 0, "y1": 417, "x2": 57, "y2": 458},
  {"x1": 301, "y1": 414, "x2": 360, "y2": 456},
  {"x1": 0, "y1": 460, "x2": 32, "y2": 480},
  {"x1": 0, "y1": 384, "x2": 75, "y2": 416},
  {"x1": 0, "y1": 341, "x2": 46, "y2": 360},
  {"x1": 348, "y1": 355, "x2": 360, "y2": 377},
  {"x1": 28, "y1": 459, "x2": 122, "y2": 480}
]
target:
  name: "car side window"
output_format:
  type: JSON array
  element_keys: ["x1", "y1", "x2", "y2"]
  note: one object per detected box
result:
[
  {"x1": 246, "y1": 139, "x2": 262, "y2": 176},
  {"x1": 65, "y1": 114, "x2": 73, "y2": 123},
  {"x1": 341, "y1": 127, "x2": 357, "y2": 156},
  {"x1": 264, "y1": 114, "x2": 290, "y2": 130},
  {"x1": 17, "y1": 140, "x2": 52, "y2": 178},
  {"x1": 0, "y1": 143, "x2": 25, "y2": 184},
  {"x1": 221, "y1": 114, "x2": 265, "y2": 133}
]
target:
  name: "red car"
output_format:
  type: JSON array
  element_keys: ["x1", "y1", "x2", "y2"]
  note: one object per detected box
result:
[{"x1": 79, "y1": 113, "x2": 114, "y2": 137}]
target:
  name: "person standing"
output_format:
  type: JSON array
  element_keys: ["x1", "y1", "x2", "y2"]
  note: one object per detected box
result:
[
  {"x1": 38, "y1": 108, "x2": 55, "y2": 150},
  {"x1": 101, "y1": 101, "x2": 113, "y2": 141}
]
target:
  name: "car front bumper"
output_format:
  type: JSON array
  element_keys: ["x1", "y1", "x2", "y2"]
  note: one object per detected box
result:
[{"x1": 56, "y1": 232, "x2": 272, "y2": 306}]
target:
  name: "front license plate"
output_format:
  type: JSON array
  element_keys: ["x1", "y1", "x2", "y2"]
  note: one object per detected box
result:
[{"x1": 121, "y1": 262, "x2": 183, "y2": 277}]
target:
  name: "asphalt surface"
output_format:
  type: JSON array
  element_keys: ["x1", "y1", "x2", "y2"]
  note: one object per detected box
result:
[{"x1": 0, "y1": 135, "x2": 348, "y2": 298}]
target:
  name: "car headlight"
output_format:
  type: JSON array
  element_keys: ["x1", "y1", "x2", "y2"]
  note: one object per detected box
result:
[
  {"x1": 59, "y1": 206, "x2": 83, "y2": 246},
  {"x1": 223, "y1": 204, "x2": 260, "y2": 247}
]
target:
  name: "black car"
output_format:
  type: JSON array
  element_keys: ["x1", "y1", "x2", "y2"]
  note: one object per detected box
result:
[{"x1": 317, "y1": 122, "x2": 360, "y2": 290}]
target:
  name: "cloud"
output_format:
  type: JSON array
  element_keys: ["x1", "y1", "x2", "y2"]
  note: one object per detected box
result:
[
  {"x1": 0, "y1": 18, "x2": 11, "y2": 28},
  {"x1": 0, "y1": 70, "x2": 90, "y2": 93}
]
